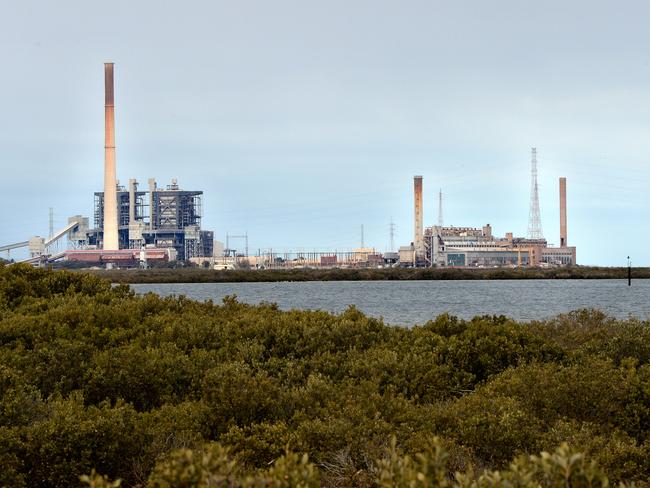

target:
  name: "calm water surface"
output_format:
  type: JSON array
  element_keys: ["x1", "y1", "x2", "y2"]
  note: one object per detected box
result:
[{"x1": 130, "y1": 279, "x2": 650, "y2": 326}]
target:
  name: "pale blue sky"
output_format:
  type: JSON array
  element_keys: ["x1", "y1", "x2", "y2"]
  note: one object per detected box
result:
[{"x1": 1, "y1": 0, "x2": 649, "y2": 265}]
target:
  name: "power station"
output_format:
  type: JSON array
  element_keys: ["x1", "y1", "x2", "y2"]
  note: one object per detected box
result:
[
  {"x1": 1, "y1": 63, "x2": 214, "y2": 267},
  {"x1": 61, "y1": 63, "x2": 214, "y2": 266},
  {"x1": 0, "y1": 64, "x2": 577, "y2": 269},
  {"x1": 400, "y1": 149, "x2": 577, "y2": 268}
]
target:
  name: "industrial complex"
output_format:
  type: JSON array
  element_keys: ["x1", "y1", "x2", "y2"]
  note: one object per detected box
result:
[
  {"x1": 404, "y1": 154, "x2": 577, "y2": 268},
  {"x1": 0, "y1": 64, "x2": 576, "y2": 269},
  {"x1": 84, "y1": 177, "x2": 213, "y2": 260},
  {"x1": 2, "y1": 63, "x2": 215, "y2": 267}
]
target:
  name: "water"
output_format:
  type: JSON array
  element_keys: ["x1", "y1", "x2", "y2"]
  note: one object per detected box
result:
[{"x1": 129, "y1": 279, "x2": 650, "y2": 326}]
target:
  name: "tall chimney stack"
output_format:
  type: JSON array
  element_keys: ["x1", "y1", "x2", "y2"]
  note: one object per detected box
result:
[
  {"x1": 559, "y1": 177, "x2": 567, "y2": 247},
  {"x1": 103, "y1": 63, "x2": 119, "y2": 250},
  {"x1": 413, "y1": 176, "x2": 424, "y2": 255}
]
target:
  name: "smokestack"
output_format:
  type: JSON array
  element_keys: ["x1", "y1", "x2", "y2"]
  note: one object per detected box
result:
[
  {"x1": 103, "y1": 62, "x2": 119, "y2": 250},
  {"x1": 559, "y1": 177, "x2": 567, "y2": 247},
  {"x1": 413, "y1": 176, "x2": 424, "y2": 254}
]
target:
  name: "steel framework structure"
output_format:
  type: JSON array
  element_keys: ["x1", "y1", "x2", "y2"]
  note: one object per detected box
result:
[
  {"x1": 527, "y1": 147, "x2": 544, "y2": 239},
  {"x1": 90, "y1": 180, "x2": 212, "y2": 260}
]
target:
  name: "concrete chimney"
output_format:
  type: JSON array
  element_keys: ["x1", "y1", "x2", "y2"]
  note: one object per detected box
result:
[
  {"x1": 559, "y1": 177, "x2": 567, "y2": 247},
  {"x1": 413, "y1": 176, "x2": 424, "y2": 255},
  {"x1": 103, "y1": 63, "x2": 119, "y2": 250}
]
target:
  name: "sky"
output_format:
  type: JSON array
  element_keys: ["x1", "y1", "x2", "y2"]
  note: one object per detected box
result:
[{"x1": 1, "y1": 0, "x2": 649, "y2": 265}]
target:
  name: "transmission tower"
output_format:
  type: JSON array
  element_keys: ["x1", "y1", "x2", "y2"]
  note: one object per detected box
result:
[
  {"x1": 360, "y1": 224, "x2": 365, "y2": 248},
  {"x1": 437, "y1": 189, "x2": 443, "y2": 227},
  {"x1": 389, "y1": 218, "x2": 396, "y2": 251},
  {"x1": 527, "y1": 147, "x2": 543, "y2": 239}
]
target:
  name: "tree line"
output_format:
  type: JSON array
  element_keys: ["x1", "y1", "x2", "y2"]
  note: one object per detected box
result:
[{"x1": 82, "y1": 265, "x2": 648, "y2": 284}]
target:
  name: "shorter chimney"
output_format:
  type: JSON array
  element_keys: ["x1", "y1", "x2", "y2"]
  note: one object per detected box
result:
[
  {"x1": 559, "y1": 177, "x2": 567, "y2": 247},
  {"x1": 413, "y1": 176, "x2": 424, "y2": 255}
]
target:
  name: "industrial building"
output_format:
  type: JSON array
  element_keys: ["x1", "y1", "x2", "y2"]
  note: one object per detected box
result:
[
  {"x1": 83, "y1": 178, "x2": 213, "y2": 261},
  {"x1": 424, "y1": 224, "x2": 576, "y2": 268},
  {"x1": 405, "y1": 149, "x2": 577, "y2": 268},
  {"x1": 67, "y1": 63, "x2": 215, "y2": 264}
]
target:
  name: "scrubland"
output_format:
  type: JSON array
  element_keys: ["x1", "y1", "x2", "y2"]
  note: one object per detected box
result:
[
  {"x1": 1, "y1": 264, "x2": 650, "y2": 487},
  {"x1": 85, "y1": 265, "x2": 648, "y2": 284}
]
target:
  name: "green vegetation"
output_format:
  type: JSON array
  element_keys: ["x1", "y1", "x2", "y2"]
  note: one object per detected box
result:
[
  {"x1": 1, "y1": 264, "x2": 650, "y2": 487},
  {"x1": 81, "y1": 265, "x2": 648, "y2": 284}
]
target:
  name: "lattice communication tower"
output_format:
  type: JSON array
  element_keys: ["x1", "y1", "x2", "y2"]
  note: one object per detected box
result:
[{"x1": 527, "y1": 147, "x2": 543, "y2": 239}]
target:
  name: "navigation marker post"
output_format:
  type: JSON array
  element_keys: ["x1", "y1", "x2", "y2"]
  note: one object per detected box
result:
[{"x1": 628, "y1": 256, "x2": 631, "y2": 286}]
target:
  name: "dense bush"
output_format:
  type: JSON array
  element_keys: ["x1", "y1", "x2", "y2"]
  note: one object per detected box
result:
[{"x1": 1, "y1": 264, "x2": 649, "y2": 487}]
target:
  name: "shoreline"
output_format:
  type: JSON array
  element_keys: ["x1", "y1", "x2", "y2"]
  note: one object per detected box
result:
[{"x1": 75, "y1": 266, "x2": 648, "y2": 284}]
